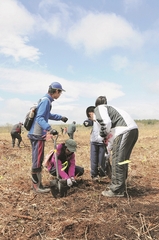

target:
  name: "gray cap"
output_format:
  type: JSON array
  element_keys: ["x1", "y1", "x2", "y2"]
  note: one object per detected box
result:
[{"x1": 65, "y1": 139, "x2": 77, "y2": 152}]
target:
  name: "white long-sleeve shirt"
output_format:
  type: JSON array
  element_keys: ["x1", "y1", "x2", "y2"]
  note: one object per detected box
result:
[{"x1": 94, "y1": 104, "x2": 138, "y2": 139}]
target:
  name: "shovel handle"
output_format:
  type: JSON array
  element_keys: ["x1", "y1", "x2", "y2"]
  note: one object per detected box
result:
[
  {"x1": 51, "y1": 134, "x2": 59, "y2": 149},
  {"x1": 51, "y1": 134, "x2": 60, "y2": 179}
]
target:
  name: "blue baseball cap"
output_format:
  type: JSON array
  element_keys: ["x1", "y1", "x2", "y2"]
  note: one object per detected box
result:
[{"x1": 49, "y1": 82, "x2": 65, "y2": 92}]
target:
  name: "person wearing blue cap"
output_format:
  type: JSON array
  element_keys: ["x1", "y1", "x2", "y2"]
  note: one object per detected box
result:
[{"x1": 28, "y1": 82, "x2": 68, "y2": 193}]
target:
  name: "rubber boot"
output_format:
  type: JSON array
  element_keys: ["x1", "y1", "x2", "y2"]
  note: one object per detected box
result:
[
  {"x1": 12, "y1": 140, "x2": 15, "y2": 148},
  {"x1": 31, "y1": 172, "x2": 50, "y2": 193}
]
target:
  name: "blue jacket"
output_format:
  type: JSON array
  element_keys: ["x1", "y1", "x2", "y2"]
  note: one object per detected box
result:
[{"x1": 28, "y1": 93, "x2": 62, "y2": 140}]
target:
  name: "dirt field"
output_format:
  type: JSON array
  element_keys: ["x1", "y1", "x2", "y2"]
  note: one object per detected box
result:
[{"x1": 0, "y1": 123, "x2": 159, "y2": 240}]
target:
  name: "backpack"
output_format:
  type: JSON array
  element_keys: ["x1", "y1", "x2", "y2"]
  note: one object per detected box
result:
[
  {"x1": 43, "y1": 149, "x2": 54, "y2": 168},
  {"x1": 24, "y1": 97, "x2": 51, "y2": 131}
]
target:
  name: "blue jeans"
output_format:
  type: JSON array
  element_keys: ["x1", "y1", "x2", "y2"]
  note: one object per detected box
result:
[{"x1": 90, "y1": 142, "x2": 106, "y2": 177}]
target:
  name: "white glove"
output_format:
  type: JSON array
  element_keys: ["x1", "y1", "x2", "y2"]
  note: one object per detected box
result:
[
  {"x1": 67, "y1": 178, "x2": 73, "y2": 187},
  {"x1": 71, "y1": 177, "x2": 76, "y2": 183}
]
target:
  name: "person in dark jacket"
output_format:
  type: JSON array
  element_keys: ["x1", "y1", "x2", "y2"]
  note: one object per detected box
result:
[
  {"x1": 94, "y1": 96, "x2": 139, "y2": 197},
  {"x1": 67, "y1": 121, "x2": 76, "y2": 139},
  {"x1": 10, "y1": 122, "x2": 23, "y2": 147},
  {"x1": 28, "y1": 82, "x2": 68, "y2": 193}
]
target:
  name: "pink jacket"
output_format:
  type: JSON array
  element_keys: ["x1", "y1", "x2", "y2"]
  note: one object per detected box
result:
[{"x1": 48, "y1": 143, "x2": 75, "y2": 179}]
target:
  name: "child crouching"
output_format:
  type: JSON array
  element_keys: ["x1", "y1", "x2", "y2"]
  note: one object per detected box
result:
[{"x1": 46, "y1": 139, "x2": 84, "y2": 187}]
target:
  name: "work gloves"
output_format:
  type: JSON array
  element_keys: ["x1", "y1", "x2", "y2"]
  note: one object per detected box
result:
[
  {"x1": 61, "y1": 117, "x2": 68, "y2": 123},
  {"x1": 83, "y1": 119, "x2": 93, "y2": 127},
  {"x1": 67, "y1": 178, "x2": 73, "y2": 187},
  {"x1": 71, "y1": 177, "x2": 77, "y2": 186},
  {"x1": 67, "y1": 177, "x2": 77, "y2": 187},
  {"x1": 50, "y1": 129, "x2": 58, "y2": 135}
]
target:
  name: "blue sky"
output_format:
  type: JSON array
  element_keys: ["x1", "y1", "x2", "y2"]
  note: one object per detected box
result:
[{"x1": 0, "y1": 0, "x2": 159, "y2": 126}]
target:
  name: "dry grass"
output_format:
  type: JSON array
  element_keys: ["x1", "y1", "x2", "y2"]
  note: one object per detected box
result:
[{"x1": 0, "y1": 123, "x2": 159, "y2": 240}]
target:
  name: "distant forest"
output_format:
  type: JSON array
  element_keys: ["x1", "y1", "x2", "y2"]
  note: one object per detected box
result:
[
  {"x1": 135, "y1": 119, "x2": 159, "y2": 125},
  {"x1": 0, "y1": 119, "x2": 159, "y2": 133}
]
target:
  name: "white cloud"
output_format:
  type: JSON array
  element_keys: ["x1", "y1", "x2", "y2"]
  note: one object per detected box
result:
[
  {"x1": 0, "y1": 67, "x2": 125, "y2": 125},
  {"x1": 0, "y1": 98, "x2": 28, "y2": 124},
  {"x1": 67, "y1": 12, "x2": 143, "y2": 55},
  {"x1": 38, "y1": 0, "x2": 71, "y2": 37},
  {"x1": 0, "y1": 0, "x2": 40, "y2": 61},
  {"x1": 0, "y1": 67, "x2": 66, "y2": 94},
  {"x1": 0, "y1": 67, "x2": 124, "y2": 100},
  {"x1": 0, "y1": 0, "x2": 146, "y2": 61}
]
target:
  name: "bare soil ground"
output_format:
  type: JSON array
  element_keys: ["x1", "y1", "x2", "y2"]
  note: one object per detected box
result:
[{"x1": 0, "y1": 124, "x2": 159, "y2": 240}]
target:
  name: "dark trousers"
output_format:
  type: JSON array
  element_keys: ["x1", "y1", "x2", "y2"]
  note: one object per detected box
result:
[
  {"x1": 90, "y1": 142, "x2": 106, "y2": 177},
  {"x1": 30, "y1": 139, "x2": 45, "y2": 172},
  {"x1": 50, "y1": 165, "x2": 84, "y2": 178},
  {"x1": 67, "y1": 133, "x2": 74, "y2": 139},
  {"x1": 110, "y1": 128, "x2": 139, "y2": 193},
  {"x1": 11, "y1": 132, "x2": 22, "y2": 146}
]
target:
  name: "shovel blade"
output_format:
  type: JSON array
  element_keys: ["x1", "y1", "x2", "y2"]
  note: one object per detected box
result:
[{"x1": 50, "y1": 179, "x2": 68, "y2": 198}]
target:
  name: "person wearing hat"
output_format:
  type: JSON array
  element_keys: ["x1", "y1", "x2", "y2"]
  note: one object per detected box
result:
[
  {"x1": 10, "y1": 122, "x2": 23, "y2": 148},
  {"x1": 47, "y1": 139, "x2": 84, "y2": 187},
  {"x1": 28, "y1": 82, "x2": 68, "y2": 193}
]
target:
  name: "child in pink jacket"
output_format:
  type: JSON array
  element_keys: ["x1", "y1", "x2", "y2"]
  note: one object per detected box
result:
[{"x1": 47, "y1": 139, "x2": 84, "y2": 187}]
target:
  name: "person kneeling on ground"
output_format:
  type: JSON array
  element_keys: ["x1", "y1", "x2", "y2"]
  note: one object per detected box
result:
[{"x1": 46, "y1": 139, "x2": 84, "y2": 187}]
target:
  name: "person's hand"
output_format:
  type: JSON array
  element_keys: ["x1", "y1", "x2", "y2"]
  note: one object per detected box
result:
[
  {"x1": 83, "y1": 120, "x2": 89, "y2": 127},
  {"x1": 67, "y1": 178, "x2": 73, "y2": 187},
  {"x1": 103, "y1": 133, "x2": 113, "y2": 146},
  {"x1": 71, "y1": 177, "x2": 77, "y2": 186},
  {"x1": 103, "y1": 138, "x2": 108, "y2": 146},
  {"x1": 50, "y1": 129, "x2": 58, "y2": 135},
  {"x1": 61, "y1": 117, "x2": 68, "y2": 123},
  {"x1": 71, "y1": 177, "x2": 76, "y2": 183}
]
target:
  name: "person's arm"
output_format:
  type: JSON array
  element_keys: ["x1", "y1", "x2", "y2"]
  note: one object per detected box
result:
[
  {"x1": 54, "y1": 144, "x2": 70, "y2": 179},
  {"x1": 36, "y1": 100, "x2": 52, "y2": 130},
  {"x1": 72, "y1": 125, "x2": 76, "y2": 132},
  {"x1": 68, "y1": 154, "x2": 75, "y2": 178},
  {"x1": 57, "y1": 160, "x2": 70, "y2": 179},
  {"x1": 94, "y1": 105, "x2": 111, "y2": 138},
  {"x1": 49, "y1": 113, "x2": 68, "y2": 123},
  {"x1": 16, "y1": 124, "x2": 21, "y2": 134},
  {"x1": 49, "y1": 113, "x2": 62, "y2": 121}
]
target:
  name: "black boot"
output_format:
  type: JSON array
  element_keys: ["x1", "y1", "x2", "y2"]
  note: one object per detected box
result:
[{"x1": 31, "y1": 172, "x2": 50, "y2": 193}]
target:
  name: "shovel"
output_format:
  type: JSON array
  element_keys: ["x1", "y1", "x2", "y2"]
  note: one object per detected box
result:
[
  {"x1": 50, "y1": 135, "x2": 68, "y2": 198},
  {"x1": 104, "y1": 146, "x2": 112, "y2": 179}
]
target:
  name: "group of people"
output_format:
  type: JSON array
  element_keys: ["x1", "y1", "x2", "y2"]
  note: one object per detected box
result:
[
  {"x1": 11, "y1": 81, "x2": 138, "y2": 198},
  {"x1": 83, "y1": 96, "x2": 138, "y2": 197}
]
